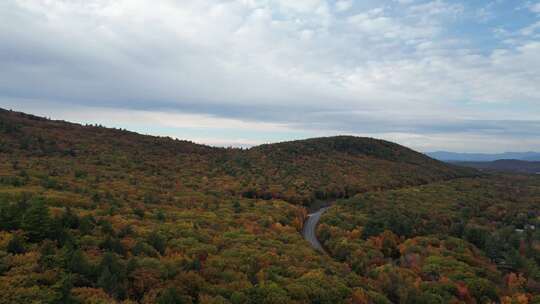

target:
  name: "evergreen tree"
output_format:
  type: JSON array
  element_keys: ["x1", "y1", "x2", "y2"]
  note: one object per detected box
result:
[
  {"x1": 98, "y1": 252, "x2": 127, "y2": 299},
  {"x1": 7, "y1": 234, "x2": 26, "y2": 254},
  {"x1": 53, "y1": 273, "x2": 79, "y2": 304},
  {"x1": 21, "y1": 199, "x2": 51, "y2": 242},
  {"x1": 79, "y1": 215, "x2": 95, "y2": 235},
  {"x1": 66, "y1": 249, "x2": 90, "y2": 277},
  {"x1": 61, "y1": 207, "x2": 80, "y2": 229},
  {"x1": 147, "y1": 231, "x2": 166, "y2": 255},
  {"x1": 0, "y1": 200, "x2": 28, "y2": 230},
  {"x1": 157, "y1": 288, "x2": 189, "y2": 304},
  {"x1": 156, "y1": 209, "x2": 166, "y2": 222},
  {"x1": 233, "y1": 200, "x2": 242, "y2": 213}
]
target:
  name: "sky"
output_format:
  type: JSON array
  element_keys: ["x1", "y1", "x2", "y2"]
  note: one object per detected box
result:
[{"x1": 1, "y1": 0, "x2": 539, "y2": 152}]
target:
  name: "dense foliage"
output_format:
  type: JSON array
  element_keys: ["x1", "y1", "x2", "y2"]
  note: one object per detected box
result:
[
  {"x1": 0, "y1": 108, "x2": 537, "y2": 303},
  {"x1": 215, "y1": 136, "x2": 475, "y2": 204},
  {"x1": 319, "y1": 175, "x2": 540, "y2": 303},
  {"x1": 0, "y1": 109, "x2": 474, "y2": 206}
]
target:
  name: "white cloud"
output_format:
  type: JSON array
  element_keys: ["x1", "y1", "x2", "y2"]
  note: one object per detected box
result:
[
  {"x1": 347, "y1": 8, "x2": 438, "y2": 41},
  {"x1": 528, "y1": 2, "x2": 540, "y2": 13},
  {"x1": 407, "y1": 0, "x2": 464, "y2": 18},
  {"x1": 520, "y1": 21, "x2": 540, "y2": 36},
  {"x1": 1, "y1": 0, "x2": 540, "y2": 152},
  {"x1": 335, "y1": 0, "x2": 353, "y2": 12},
  {"x1": 0, "y1": 98, "x2": 292, "y2": 132}
]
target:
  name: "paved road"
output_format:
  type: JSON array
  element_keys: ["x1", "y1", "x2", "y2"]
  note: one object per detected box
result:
[{"x1": 302, "y1": 207, "x2": 329, "y2": 253}]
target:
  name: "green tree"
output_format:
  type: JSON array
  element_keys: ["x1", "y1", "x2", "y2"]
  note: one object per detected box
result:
[
  {"x1": 465, "y1": 278, "x2": 498, "y2": 303},
  {"x1": 464, "y1": 226, "x2": 489, "y2": 250},
  {"x1": 52, "y1": 273, "x2": 79, "y2": 304},
  {"x1": 79, "y1": 215, "x2": 95, "y2": 235},
  {"x1": 21, "y1": 199, "x2": 51, "y2": 242},
  {"x1": 7, "y1": 234, "x2": 26, "y2": 254},
  {"x1": 66, "y1": 249, "x2": 91, "y2": 277},
  {"x1": 246, "y1": 283, "x2": 290, "y2": 304},
  {"x1": 156, "y1": 209, "x2": 166, "y2": 222},
  {"x1": 61, "y1": 207, "x2": 80, "y2": 229},
  {"x1": 0, "y1": 200, "x2": 28, "y2": 230},
  {"x1": 157, "y1": 288, "x2": 190, "y2": 304},
  {"x1": 100, "y1": 236, "x2": 125, "y2": 255},
  {"x1": 147, "y1": 231, "x2": 166, "y2": 255},
  {"x1": 98, "y1": 252, "x2": 127, "y2": 300},
  {"x1": 233, "y1": 201, "x2": 242, "y2": 213}
]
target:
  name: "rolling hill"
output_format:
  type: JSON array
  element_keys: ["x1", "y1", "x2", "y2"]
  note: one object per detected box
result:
[
  {"x1": 454, "y1": 159, "x2": 540, "y2": 174},
  {"x1": 1, "y1": 108, "x2": 538, "y2": 303},
  {"x1": 0, "y1": 108, "x2": 474, "y2": 205}
]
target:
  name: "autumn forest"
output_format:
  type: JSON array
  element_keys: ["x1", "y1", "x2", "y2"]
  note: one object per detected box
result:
[{"x1": 0, "y1": 108, "x2": 539, "y2": 304}]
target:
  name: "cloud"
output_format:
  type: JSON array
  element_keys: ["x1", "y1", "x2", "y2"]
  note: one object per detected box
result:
[
  {"x1": 407, "y1": 0, "x2": 464, "y2": 18},
  {"x1": 335, "y1": 0, "x2": 353, "y2": 12},
  {"x1": 0, "y1": 0, "x2": 539, "y2": 152},
  {"x1": 529, "y1": 2, "x2": 540, "y2": 14},
  {"x1": 520, "y1": 21, "x2": 540, "y2": 36}
]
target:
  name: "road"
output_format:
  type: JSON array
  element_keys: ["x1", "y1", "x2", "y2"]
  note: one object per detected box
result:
[{"x1": 302, "y1": 207, "x2": 329, "y2": 253}]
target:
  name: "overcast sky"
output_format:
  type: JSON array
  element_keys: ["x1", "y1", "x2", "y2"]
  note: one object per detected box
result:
[{"x1": 1, "y1": 0, "x2": 539, "y2": 152}]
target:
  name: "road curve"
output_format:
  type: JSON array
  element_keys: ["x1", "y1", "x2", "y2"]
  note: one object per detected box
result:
[{"x1": 302, "y1": 207, "x2": 329, "y2": 253}]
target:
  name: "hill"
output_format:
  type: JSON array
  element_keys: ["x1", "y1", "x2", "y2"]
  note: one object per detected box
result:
[
  {"x1": 219, "y1": 136, "x2": 474, "y2": 204},
  {"x1": 454, "y1": 159, "x2": 540, "y2": 174},
  {"x1": 2, "y1": 108, "x2": 539, "y2": 303},
  {"x1": 0, "y1": 108, "x2": 473, "y2": 205}
]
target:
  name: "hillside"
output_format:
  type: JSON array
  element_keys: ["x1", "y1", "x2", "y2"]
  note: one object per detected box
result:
[
  {"x1": 217, "y1": 136, "x2": 474, "y2": 204},
  {"x1": 454, "y1": 159, "x2": 540, "y2": 175},
  {"x1": 0, "y1": 108, "x2": 473, "y2": 205},
  {"x1": 2, "y1": 108, "x2": 538, "y2": 303},
  {"x1": 319, "y1": 174, "x2": 540, "y2": 303}
]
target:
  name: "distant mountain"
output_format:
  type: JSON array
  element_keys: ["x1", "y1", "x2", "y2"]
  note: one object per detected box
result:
[
  {"x1": 427, "y1": 151, "x2": 540, "y2": 162},
  {"x1": 454, "y1": 159, "x2": 540, "y2": 174}
]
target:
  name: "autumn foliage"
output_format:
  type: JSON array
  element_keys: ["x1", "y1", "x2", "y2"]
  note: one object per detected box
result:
[{"x1": 0, "y1": 108, "x2": 538, "y2": 303}]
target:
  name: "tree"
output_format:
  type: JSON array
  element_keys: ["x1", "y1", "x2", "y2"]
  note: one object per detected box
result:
[
  {"x1": 98, "y1": 252, "x2": 127, "y2": 300},
  {"x1": 0, "y1": 200, "x2": 28, "y2": 230},
  {"x1": 66, "y1": 249, "x2": 91, "y2": 277},
  {"x1": 61, "y1": 207, "x2": 80, "y2": 229},
  {"x1": 233, "y1": 201, "x2": 242, "y2": 213},
  {"x1": 465, "y1": 278, "x2": 498, "y2": 303},
  {"x1": 79, "y1": 215, "x2": 95, "y2": 235},
  {"x1": 362, "y1": 219, "x2": 385, "y2": 239},
  {"x1": 464, "y1": 226, "x2": 489, "y2": 250},
  {"x1": 21, "y1": 199, "x2": 51, "y2": 242},
  {"x1": 246, "y1": 283, "x2": 291, "y2": 304},
  {"x1": 157, "y1": 287, "x2": 190, "y2": 304},
  {"x1": 100, "y1": 236, "x2": 125, "y2": 255},
  {"x1": 7, "y1": 234, "x2": 26, "y2": 254},
  {"x1": 134, "y1": 207, "x2": 145, "y2": 219},
  {"x1": 156, "y1": 209, "x2": 166, "y2": 222},
  {"x1": 52, "y1": 273, "x2": 79, "y2": 304},
  {"x1": 147, "y1": 231, "x2": 166, "y2": 255}
]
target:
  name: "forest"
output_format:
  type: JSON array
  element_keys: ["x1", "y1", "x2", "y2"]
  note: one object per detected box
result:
[
  {"x1": 0, "y1": 108, "x2": 538, "y2": 303},
  {"x1": 319, "y1": 175, "x2": 540, "y2": 303}
]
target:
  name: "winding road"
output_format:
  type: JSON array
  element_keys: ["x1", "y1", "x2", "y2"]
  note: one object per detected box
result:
[{"x1": 302, "y1": 207, "x2": 329, "y2": 253}]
